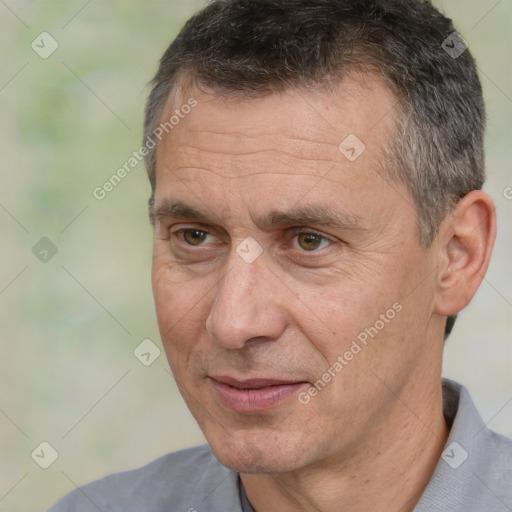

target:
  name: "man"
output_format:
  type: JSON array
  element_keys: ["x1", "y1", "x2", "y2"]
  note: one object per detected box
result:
[{"x1": 49, "y1": 0, "x2": 512, "y2": 510}]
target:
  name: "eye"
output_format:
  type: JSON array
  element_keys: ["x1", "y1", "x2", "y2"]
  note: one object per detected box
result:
[
  {"x1": 292, "y1": 231, "x2": 332, "y2": 251},
  {"x1": 180, "y1": 229, "x2": 216, "y2": 246}
]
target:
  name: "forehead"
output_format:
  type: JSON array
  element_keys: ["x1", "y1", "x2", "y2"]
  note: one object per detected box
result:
[
  {"x1": 155, "y1": 74, "x2": 398, "y2": 179},
  {"x1": 151, "y1": 76, "x2": 413, "y2": 230}
]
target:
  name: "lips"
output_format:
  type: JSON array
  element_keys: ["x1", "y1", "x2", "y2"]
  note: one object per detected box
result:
[{"x1": 210, "y1": 375, "x2": 308, "y2": 412}]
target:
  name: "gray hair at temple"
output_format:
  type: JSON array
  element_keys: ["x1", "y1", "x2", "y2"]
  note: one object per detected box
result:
[{"x1": 143, "y1": 0, "x2": 486, "y2": 338}]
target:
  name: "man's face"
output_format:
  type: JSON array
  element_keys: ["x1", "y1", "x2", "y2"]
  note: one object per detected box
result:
[{"x1": 151, "y1": 77, "x2": 442, "y2": 473}]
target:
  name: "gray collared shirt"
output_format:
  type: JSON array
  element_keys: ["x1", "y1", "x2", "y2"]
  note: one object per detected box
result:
[{"x1": 48, "y1": 379, "x2": 512, "y2": 511}]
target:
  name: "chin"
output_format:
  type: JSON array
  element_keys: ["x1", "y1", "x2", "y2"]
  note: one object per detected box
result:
[{"x1": 207, "y1": 433, "x2": 313, "y2": 474}]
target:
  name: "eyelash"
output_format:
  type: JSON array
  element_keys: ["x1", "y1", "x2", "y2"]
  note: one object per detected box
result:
[{"x1": 171, "y1": 227, "x2": 334, "y2": 251}]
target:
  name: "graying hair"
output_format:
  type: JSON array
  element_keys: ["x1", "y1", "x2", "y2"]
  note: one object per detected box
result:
[{"x1": 143, "y1": 0, "x2": 485, "y2": 247}]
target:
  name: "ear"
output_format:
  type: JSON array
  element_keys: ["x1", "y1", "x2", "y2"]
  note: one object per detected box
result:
[{"x1": 434, "y1": 190, "x2": 496, "y2": 316}]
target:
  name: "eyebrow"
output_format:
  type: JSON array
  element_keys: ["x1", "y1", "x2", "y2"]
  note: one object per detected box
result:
[
  {"x1": 150, "y1": 199, "x2": 212, "y2": 225},
  {"x1": 150, "y1": 199, "x2": 367, "y2": 232}
]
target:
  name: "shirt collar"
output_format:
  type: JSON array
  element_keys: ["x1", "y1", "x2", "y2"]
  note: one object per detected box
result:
[{"x1": 414, "y1": 378, "x2": 506, "y2": 511}]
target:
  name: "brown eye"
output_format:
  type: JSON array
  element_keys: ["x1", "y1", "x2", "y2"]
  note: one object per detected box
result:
[
  {"x1": 295, "y1": 232, "x2": 329, "y2": 251},
  {"x1": 183, "y1": 229, "x2": 208, "y2": 245}
]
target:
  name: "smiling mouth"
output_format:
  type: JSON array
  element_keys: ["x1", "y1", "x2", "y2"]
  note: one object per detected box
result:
[{"x1": 209, "y1": 376, "x2": 309, "y2": 412}]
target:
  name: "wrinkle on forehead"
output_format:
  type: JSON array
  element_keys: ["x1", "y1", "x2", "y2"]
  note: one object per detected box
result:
[
  {"x1": 155, "y1": 78, "x2": 397, "y2": 188},
  {"x1": 166, "y1": 145, "x2": 342, "y2": 182},
  {"x1": 185, "y1": 128, "x2": 339, "y2": 147},
  {"x1": 160, "y1": 130, "x2": 346, "y2": 182},
  {"x1": 170, "y1": 168, "x2": 338, "y2": 180},
  {"x1": 176, "y1": 143, "x2": 339, "y2": 162}
]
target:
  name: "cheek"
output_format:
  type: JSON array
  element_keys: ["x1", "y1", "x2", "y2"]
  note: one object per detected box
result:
[
  {"x1": 293, "y1": 277, "x2": 395, "y2": 359},
  {"x1": 151, "y1": 258, "x2": 211, "y2": 350}
]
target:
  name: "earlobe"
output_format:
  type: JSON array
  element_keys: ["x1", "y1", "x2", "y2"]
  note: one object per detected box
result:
[{"x1": 434, "y1": 190, "x2": 496, "y2": 316}]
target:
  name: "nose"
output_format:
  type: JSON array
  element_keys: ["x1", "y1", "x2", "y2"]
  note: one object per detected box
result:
[{"x1": 205, "y1": 249, "x2": 287, "y2": 350}]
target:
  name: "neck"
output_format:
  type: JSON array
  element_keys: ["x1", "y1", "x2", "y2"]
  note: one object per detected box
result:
[{"x1": 240, "y1": 374, "x2": 449, "y2": 512}]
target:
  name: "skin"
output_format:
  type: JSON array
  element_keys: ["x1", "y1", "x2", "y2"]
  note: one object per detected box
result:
[{"x1": 151, "y1": 75, "x2": 496, "y2": 512}]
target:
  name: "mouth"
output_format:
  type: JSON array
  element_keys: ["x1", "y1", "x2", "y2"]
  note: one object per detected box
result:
[{"x1": 209, "y1": 375, "x2": 309, "y2": 413}]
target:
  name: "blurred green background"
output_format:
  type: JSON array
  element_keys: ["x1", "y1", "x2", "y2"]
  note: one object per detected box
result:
[{"x1": 0, "y1": 1, "x2": 510, "y2": 510}]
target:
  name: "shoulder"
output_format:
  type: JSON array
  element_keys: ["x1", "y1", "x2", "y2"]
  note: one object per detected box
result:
[
  {"x1": 486, "y1": 428, "x2": 512, "y2": 477},
  {"x1": 48, "y1": 444, "x2": 240, "y2": 512},
  {"x1": 446, "y1": 379, "x2": 512, "y2": 480},
  {"x1": 415, "y1": 380, "x2": 512, "y2": 511}
]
